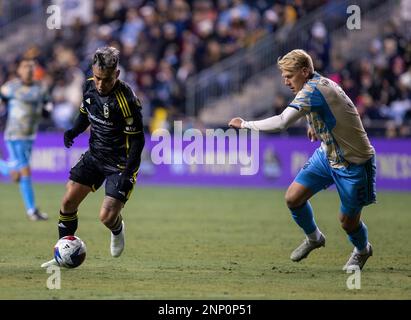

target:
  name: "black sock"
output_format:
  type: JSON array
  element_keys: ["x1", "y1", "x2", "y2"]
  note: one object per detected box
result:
[
  {"x1": 58, "y1": 210, "x2": 78, "y2": 239},
  {"x1": 111, "y1": 215, "x2": 123, "y2": 235}
]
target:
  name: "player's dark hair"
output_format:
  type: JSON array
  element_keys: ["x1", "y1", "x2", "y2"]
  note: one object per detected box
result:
[{"x1": 92, "y1": 47, "x2": 119, "y2": 70}]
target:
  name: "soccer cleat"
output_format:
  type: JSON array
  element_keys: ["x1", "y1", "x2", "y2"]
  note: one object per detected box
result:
[
  {"x1": 290, "y1": 234, "x2": 326, "y2": 262},
  {"x1": 27, "y1": 209, "x2": 48, "y2": 221},
  {"x1": 343, "y1": 243, "x2": 373, "y2": 271},
  {"x1": 110, "y1": 221, "x2": 125, "y2": 257},
  {"x1": 41, "y1": 258, "x2": 59, "y2": 268}
]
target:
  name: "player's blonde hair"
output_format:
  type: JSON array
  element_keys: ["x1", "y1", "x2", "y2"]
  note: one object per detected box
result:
[{"x1": 277, "y1": 49, "x2": 314, "y2": 74}]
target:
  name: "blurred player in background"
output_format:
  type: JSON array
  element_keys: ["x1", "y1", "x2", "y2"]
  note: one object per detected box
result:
[
  {"x1": 0, "y1": 58, "x2": 50, "y2": 221},
  {"x1": 229, "y1": 49, "x2": 376, "y2": 271},
  {"x1": 41, "y1": 47, "x2": 145, "y2": 268}
]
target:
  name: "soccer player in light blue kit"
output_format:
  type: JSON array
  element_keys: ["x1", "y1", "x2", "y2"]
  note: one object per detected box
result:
[
  {"x1": 0, "y1": 58, "x2": 49, "y2": 221},
  {"x1": 229, "y1": 49, "x2": 376, "y2": 271}
]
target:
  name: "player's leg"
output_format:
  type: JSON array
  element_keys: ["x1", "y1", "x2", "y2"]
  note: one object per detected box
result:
[
  {"x1": 16, "y1": 140, "x2": 44, "y2": 218},
  {"x1": 99, "y1": 195, "x2": 125, "y2": 257},
  {"x1": 42, "y1": 153, "x2": 104, "y2": 268},
  {"x1": 19, "y1": 165, "x2": 47, "y2": 220},
  {"x1": 287, "y1": 148, "x2": 333, "y2": 262},
  {"x1": 7, "y1": 140, "x2": 46, "y2": 220},
  {"x1": 102, "y1": 172, "x2": 135, "y2": 257},
  {"x1": 339, "y1": 210, "x2": 373, "y2": 271},
  {"x1": 286, "y1": 182, "x2": 318, "y2": 238},
  {"x1": 333, "y1": 155, "x2": 376, "y2": 270},
  {"x1": 2, "y1": 140, "x2": 20, "y2": 181},
  {"x1": 41, "y1": 181, "x2": 92, "y2": 268},
  {"x1": 60, "y1": 151, "x2": 105, "y2": 239},
  {"x1": 43, "y1": 181, "x2": 90, "y2": 268},
  {"x1": 58, "y1": 180, "x2": 92, "y2": 238},
  {"x1": 340, "y1": 211, "x2": 372, "y2": 265}
]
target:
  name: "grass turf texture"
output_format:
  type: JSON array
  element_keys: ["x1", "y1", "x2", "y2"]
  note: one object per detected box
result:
[{"x1": 0, "y1": 183, "x2": 410, "y2": 299}]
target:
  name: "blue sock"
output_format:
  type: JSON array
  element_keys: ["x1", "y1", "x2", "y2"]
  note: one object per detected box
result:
[
  {"x1": 0, "y1": 159, "x2": 10, "y2": 176},
  {"x1": 290, "y1": 201, "x2": 317, "y2": 235},
  {"x1": 348, "y1": 221, "x2": 368, "y2": 251},
  {"x1": 19, "y1": 176, "x2": 36, "y2": 212}
]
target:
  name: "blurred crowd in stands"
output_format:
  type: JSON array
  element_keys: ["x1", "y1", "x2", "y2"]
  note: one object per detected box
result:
[
  {"x1": 0, "y1": 0, "x2": 410, "y2": 137},
  {"x1": 271, "y1": 11, "x2": 411, "y2": 137},
  {"x1": 324, "y1": 20, "x2": 411, "y2": 137}
]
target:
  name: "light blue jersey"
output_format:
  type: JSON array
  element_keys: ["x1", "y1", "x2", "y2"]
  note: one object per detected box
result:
[
  {"x1": 0, "y1": 78, "x2": 48, "y2": 215},
  {"x1": 1, "y1": 79, "x2": 48, "y2": 141},
  {"x1": 289, "y1": 72, "x2": 374, "y2": 168},
  {"x1": 290, "y1": 72, "x2": 376, "y2": 215}
]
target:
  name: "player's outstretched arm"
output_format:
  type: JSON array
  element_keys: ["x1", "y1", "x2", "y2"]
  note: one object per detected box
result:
[
  {"x1": 64, "y1": 112, "x2": 90, "y2": 148},
  {"x1": 229, "y1": 106, "x2": 305, "y2": 132}
]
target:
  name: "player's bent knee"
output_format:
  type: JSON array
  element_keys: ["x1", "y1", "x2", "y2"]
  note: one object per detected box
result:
[
  {"x1": 99, "y1": 214, "x2": 111, "y2": 227},
  {"x1": 99, "y1": 196, "x2": 123, "y2": 227},
  {"x1": 61, "y1": 196, "x2": 78, "y2": 213},
  {"x1": 285, "y1": 192, "x2": 303, "y2": 208},
  {"x1": 341, "y1": 222, "x2": 356, "y2": 233},
  {"x1": 339, "y1": 215, "x2": 361, "y2": 233},
  {"x1": 62, "y1": 181, "x2": 91, "y2": 212},
  {"x1": 99, "y1": 211, "x2": 119, "y2": 228},
  {"x1": 285, "y1": 183, "x2": 312, "y2": 208}
]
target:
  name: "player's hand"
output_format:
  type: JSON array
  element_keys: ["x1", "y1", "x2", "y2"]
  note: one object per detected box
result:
[
  {"x1": 116, "y1": 172, "x2": 134, "y2": 194},
  {"x1": 64, "y1": 129, "x2": 75, "y2": 148},
  {"x1": 307, "y1": 127, "x2": 318, "y2": 142},
  {"x1": 228, "y1": 117, "x2": 245, "y2": 129}
]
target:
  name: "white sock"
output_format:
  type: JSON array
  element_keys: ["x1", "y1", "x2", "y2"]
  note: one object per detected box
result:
[
  {"x1": 354, "y1": 243, "x2": 369, "y2": 255},
  {"x1": 306, "y1": 228, "x2": 322, "y2": 242}
]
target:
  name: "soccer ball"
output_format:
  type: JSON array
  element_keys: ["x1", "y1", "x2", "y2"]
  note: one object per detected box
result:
[{"x1": 54, "y1": 235, "x2": 87, "y2": 268}]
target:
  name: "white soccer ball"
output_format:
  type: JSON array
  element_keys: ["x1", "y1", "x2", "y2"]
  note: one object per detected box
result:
[{"x1": 54, "y1": 235, "x2": 87, "y2": 268}]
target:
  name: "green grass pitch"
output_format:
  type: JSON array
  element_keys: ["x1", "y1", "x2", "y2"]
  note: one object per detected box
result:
[{"x1": 0, "y1": 183, "x2": 410, "y2": 299}]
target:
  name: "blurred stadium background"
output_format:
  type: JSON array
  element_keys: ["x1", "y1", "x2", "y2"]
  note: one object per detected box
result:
[
  {"x1": 1, "y1": 0, "x2": 411, "y2": 135},
  {"x1": 0, "y1": 0, "x2": 410, "y2": 188},
  {"x1": 0, "y1": 0, "x2": 410, "y2": 300}
]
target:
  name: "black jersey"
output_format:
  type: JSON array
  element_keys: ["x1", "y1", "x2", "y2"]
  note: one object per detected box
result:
[{"x1": 79, "y1": 79, "x2": 143, "y2": 170}]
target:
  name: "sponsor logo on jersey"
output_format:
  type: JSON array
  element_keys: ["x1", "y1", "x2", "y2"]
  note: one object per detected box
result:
[
  {"x1": 88, "y1": 112, "x2": 113, "y2": 126},
  {"x1": 103, "y1": 103, "x2": 109, "y2": 118}
]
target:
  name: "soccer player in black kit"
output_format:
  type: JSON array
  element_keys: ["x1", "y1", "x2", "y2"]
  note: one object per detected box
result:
[{"x1": 41, "y1": 47, "x2": 144, "y2": 267}]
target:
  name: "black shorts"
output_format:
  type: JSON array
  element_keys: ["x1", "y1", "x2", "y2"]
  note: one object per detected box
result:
[{"x1": 69, "y1": 151, "x2": 135, "y2": 203}]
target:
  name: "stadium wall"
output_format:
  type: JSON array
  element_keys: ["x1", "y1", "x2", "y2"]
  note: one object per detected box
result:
[{"x1": 0, "y1": 133, "x2": 410, "y2": 191}]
